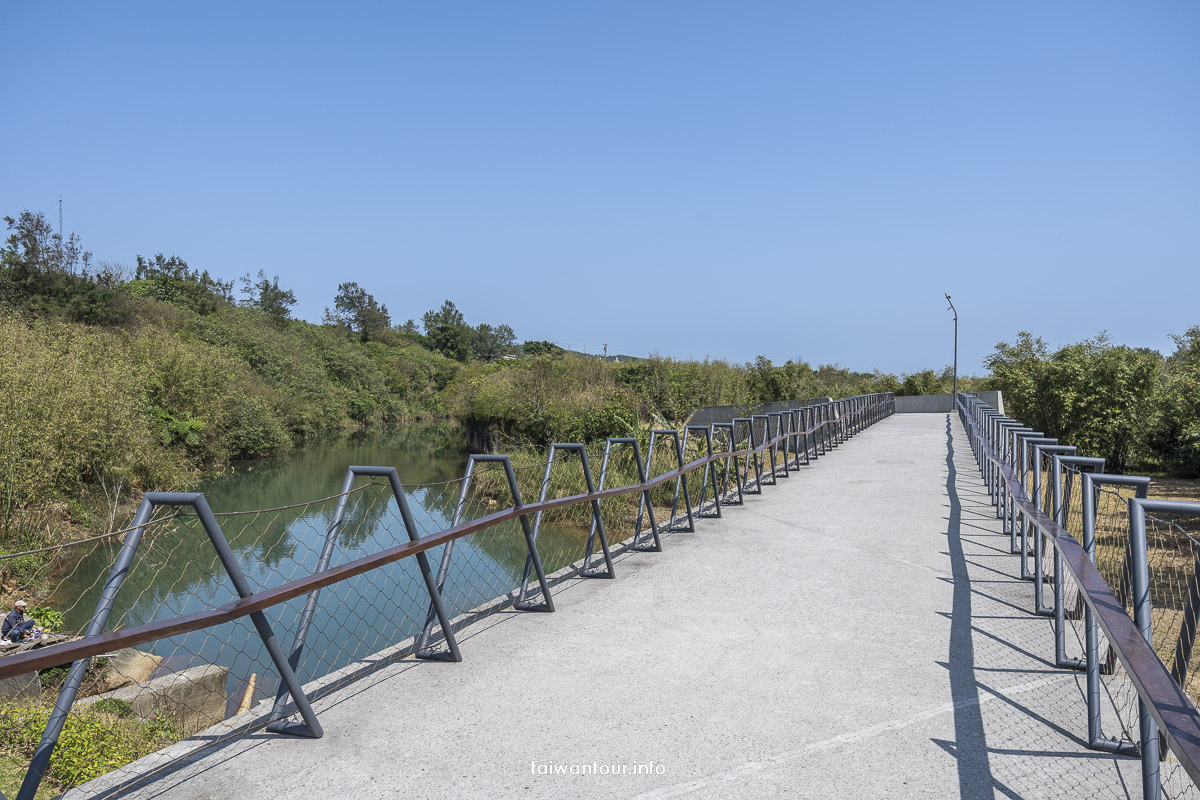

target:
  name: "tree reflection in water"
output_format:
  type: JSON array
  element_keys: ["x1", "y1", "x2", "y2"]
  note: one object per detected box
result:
[{"x1": 48, "y1": 421, "x2": 586, "y2": 708}]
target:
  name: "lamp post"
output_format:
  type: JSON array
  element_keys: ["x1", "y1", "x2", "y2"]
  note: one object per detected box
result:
[{"x1": 944, "y1": 294, "x2": 958, "y2": 401}]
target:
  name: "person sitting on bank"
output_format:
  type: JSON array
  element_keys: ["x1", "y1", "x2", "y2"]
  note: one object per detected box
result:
[{"x1": 3, "y1": 601, "x2": 36, "y2": 642}]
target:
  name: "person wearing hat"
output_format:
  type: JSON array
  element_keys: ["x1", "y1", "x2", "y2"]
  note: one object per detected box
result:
[{"x1": 3, "y1": 601, "x2": 36, "y2": 642}]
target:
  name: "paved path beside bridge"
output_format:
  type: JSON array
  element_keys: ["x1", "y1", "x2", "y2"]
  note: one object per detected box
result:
[{"x1": 84, "y1": 413, "x2": 1139, "y2": 799}]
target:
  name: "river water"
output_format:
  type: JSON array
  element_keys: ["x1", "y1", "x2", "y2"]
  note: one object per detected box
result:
[{"x1": 51, "y1": 421, "x2": 588, "y2": 716}]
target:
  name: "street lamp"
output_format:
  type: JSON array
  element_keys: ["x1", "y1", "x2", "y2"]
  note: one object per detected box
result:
[{"x1": 945, "y1": 294, "x2": 958, "y2": 401}]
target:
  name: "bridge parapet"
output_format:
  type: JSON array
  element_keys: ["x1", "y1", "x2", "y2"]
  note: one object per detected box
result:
[
  {"x1": 959, "y1": 393, "x2": 1200, "y2": 800},
  {"x1": 0, "y1": 395, "x2": 894, "y2": 800},
  {"x1": 895, "y1": 389, "x2": 1004, "y2": 413}
]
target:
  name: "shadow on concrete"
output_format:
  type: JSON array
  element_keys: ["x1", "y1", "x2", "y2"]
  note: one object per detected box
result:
[
  {"x1": 935, "y1": 414, "x2": 1138, "y2": 800},
  {"x1": 944, "y1": 414, "x2": 998, "y2": 800}
]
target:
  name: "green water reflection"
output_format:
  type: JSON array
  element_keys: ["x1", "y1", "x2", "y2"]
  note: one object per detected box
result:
[{"x1": 51, "y1": 421, "x2": 591, "y2": 712}]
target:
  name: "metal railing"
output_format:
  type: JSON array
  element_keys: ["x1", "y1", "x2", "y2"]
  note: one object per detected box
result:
[
  {"x1": 959, "y1": 394, "x2": 1200, "y2": 800},
  {"x1": 0, "y1": 393, "x2": 895, "y2": 800}
]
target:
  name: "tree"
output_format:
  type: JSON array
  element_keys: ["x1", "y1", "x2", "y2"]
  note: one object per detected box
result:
[
  {"x1": 747, "y1": 355, "x2": 799, "y2": 403},
  {"x1": 0, "y1": 210, "x2": 126, "y2": 322},
  {"x1": 324, "y1": 281, "x2": 391, "y2": 341},
  {"x1": 985, "y1": 332, "x2": 1052, "y2": 431},
  {"x1": 133, "y1": 253, "x2": 234, "y2": 315},
  {"x1": 472, "y1": 323, "x2": 517, "y2": 362},
  {"x1": 422, "y1": 300, "x2": 472, "y2": 361},
  {"x1": 987, "y1": 331, "x2": 1161, "y2": 471},
  {"x1": 2, "y1": 211, "x2": 90, "y2": 274},
  {"x1": 868, "y1": 369, "x2": 902, "y2": 396},
  {"x1": 240, "y1": 270, "x2": 297, "y2": 324},
  {"x1": 898, "y1": 369, "x2": 949, "y2": 397},
  {"x1": 1149, "y1": 327, "x2": 1200, "y2": 476},
  {"x1": 521, "y1": 340, "x2": 563, "y2": 357}
]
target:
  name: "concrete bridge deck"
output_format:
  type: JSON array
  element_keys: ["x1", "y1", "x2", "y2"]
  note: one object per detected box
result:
[{"x1": 92, "y1": 413, "x2": 1139, "y2": 799}]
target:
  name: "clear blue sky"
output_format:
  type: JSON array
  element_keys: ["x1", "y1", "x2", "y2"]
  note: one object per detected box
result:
[{"x1": 2, "y1": 2, "x2": 1197, "y2": 375}]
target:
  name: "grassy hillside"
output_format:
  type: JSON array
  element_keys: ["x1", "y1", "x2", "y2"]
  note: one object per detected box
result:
[{"x1": 0, "y1": 307, "x2": 459, "y2": 549}]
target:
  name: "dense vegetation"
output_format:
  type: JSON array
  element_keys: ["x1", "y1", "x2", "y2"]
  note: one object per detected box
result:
[
  {"x1": 0, "y1": 698, "x2": 184, "y2": 797},
  {"x1": 10, "y1": 206, "x2": 1195, "y2": 567},
  {"x1": 0, "y1": 210, "x2": 980, "y2": 559},
  {"x1": 986, "y1": 329, "x2": 1200, "y2": 476},
  {"x1": 447, "y1": 353, "x2": 985, "y2": 446},
  {"x1": 0, "y1": 212, "x2": 459, "y2": 553}
]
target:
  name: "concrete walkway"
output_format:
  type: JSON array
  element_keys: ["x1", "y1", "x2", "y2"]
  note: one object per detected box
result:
[{"x1": 88, "y1": 414, "x2": 1139, "y2": 799}]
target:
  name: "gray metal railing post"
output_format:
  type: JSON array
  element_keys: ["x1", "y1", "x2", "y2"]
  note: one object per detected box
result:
[
  {"x1": 1003, "y1": 427, "x2": 1036, "y2": 538},
  {"x1": 1080, "y1": 473, "x2": 1125, "y2": 752},
  {"x1": 415, "y1": 461, "x2": 475, "y2": 654},
  {"x1": 1018, "y1": 436, "x2": 1057, "y2": 566},
  {"x1": 667, "y1": 430, "x2": 696, "y2": 531},
  {"x1": 751, "y1": 415, "x2": 777, "y2": 486},
  {"x1": 523, "y1": 444, "x2": 616, "y2": 596},
  {"x1": 417, "y1": 453, "x2": 555, "y2": 657},
  {"x1": 489, "y1": 456, "x2": 554, "y2": 611},
  {"x1": 576, "y1": 445, "x2": 617, "y2": 577},
  {"x1": 801, "y1": 407, "x2": 814, "y2": 463},
  {"x1": 733, "y1": 417, "x2": 763, "y2": 494},
  {"x1": 1050, "y1": 454, "x2": 1104, "y2": 671},
  {"x1": 1032, "y1": 443, "x2": 1076, "y2": 614},
  {"x1": 769, "y1": 412, "x2": 790, "y2": 478},
  {"x1": 710, "y1": 422, "x2": 743, "y2": 506},
  {"x1": 17, "y1": 498, "x2": 155, "y2": 800},
  {"x1": 993, "y1": 421, "x2": 1020, "y2": 519},
  {"x1": 788, "y1": 409, "x2": 801, "y2": 467},
  {"x1": 824, "y1": 402, "x2": 833, "y2": 452},
  {"x1": 1129, "y1": 500, "x2": 1162, "y2": 800},
  {"x1": 618, "y1": 437, "x2": 662, "y2": 551},
  {"x1": 19, "y1": 492, "x2": 331, "y2": 800},
  {"x1": 637, "y1": 430, "x2": 694, "y2": 535},
  {"x1": 684, "y1": 425, "x2": 722, "y2": 519},
  {"x1": 190, "y1": 496, "x2": 327, "y2": 737}
]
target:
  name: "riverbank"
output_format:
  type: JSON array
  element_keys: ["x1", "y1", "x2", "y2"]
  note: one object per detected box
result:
[
  {"x1": 0, "y1": 308, "x2": 457, "y2": 577},
  {"x1": 0, "y1": 309, "x2": 923, "y2": 591}
]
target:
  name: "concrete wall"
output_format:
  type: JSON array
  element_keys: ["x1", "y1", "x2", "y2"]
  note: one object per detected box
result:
[
  {"x1": 895, "y1": 391, "x2": 1004, "y2": 414},
  {"x1": 78, "y1": 663, "x2": 229, "y2": 736}
]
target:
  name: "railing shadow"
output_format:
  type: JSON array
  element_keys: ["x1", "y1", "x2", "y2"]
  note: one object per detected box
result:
[
  {"x1": 945, "y1": 414, "x2": 1000, "y2": 800},
  {"x1": 942, "y1": 411, "x2": 1140, "y2": 800}
]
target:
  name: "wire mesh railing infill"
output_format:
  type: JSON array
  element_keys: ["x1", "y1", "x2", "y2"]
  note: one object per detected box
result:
[
  {"x1": 0, "y1": 393, "x2": 894, "y2": 800},
  {"x1": 960, "y1": 394, "x2": 1200, "y2": 800}
]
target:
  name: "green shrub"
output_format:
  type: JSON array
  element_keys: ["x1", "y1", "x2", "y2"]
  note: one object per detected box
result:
[
  {"x1": 987, "y1": 332, "x2": 1163, "y2": 473},
  {"x1": 89, "y1": 698, "x2": 133, "y2": 718},
  {"x1": 26, "y1": 606, "x2": 63, "y2": 631},
  {"x1": 0, "y1": 700, "x2": 185, "y2": 792},
  {"x1": 36, "y1": 665, "x2": 70, "y2": 688}
]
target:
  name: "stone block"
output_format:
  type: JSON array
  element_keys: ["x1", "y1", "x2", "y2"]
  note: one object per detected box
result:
[
  {"x1": 79, "y1": 663, "x2": 228, "y2": 736},
  {"x1": 98, "y1": 647, "x2": 163, "y2": 691},
  {"x1": 0, "y1": 670, "x2": 40, "y2": 701}
]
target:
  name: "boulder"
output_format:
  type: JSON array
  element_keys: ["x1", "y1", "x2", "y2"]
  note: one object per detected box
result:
[
  {"x1": 78, "y1": 663, "x2": 228, "y2": 735},
  {"x1": 98, "y1": 648, "x2": 163, "y2": 691}
]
